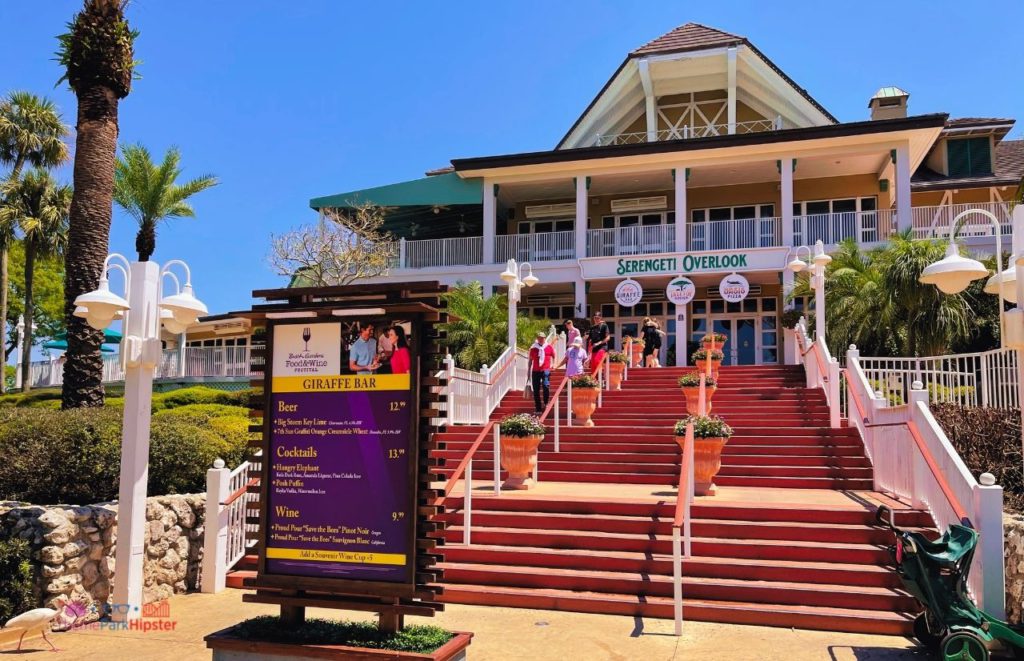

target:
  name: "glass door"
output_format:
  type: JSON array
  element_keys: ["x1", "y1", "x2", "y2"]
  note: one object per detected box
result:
[{"x1": 711, "y1": 318, "x2": 757, "y2": 366}]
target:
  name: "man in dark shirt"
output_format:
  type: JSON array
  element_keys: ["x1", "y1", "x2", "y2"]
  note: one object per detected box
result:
[{"x1": 586, "y1": 311, "x2": 611, "y2": 375}]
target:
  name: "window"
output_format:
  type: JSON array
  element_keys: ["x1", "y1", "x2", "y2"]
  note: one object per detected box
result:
[
  {"x1": 517, "y1": 219, "x2": 573, "y2": 234},
  {"x1": 947, "y1": 138, "x2": 992, "y2": 178}
]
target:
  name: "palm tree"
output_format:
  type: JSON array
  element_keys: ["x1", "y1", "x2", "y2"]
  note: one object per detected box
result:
[
  {"x1": 0, "y1": 92, "x2": 69, "y2": 393},
  {"x1": 114, "y1": 144, "x2": 218, "y2": 261},
  {"x1": 0, "y1": 170, "x2": 71, "y2": 391},
  {"x1": 440, "y1": 281, "x2": 550, "y2": 371},
  {"x1": 56, "y1": 0, "x2": 137, "y2": 408}
]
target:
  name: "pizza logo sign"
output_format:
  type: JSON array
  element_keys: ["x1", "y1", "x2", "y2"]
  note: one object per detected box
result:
[
  {"x1": 666, "y1": 277, "x2": 696, "y2": 306},
  {"x1": 614, "y1": 279, "x2": 644, "y2": 307},
  {"x1": 719, "y1": 273, "x2": 750, "y2": 303}
]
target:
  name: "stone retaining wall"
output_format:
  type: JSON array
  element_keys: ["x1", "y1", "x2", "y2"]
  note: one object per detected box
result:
[
  {"x1": 0, "y1": 494, "x2": 205, "y2": 624},
  {"x1": 1006, "y1": 513, "x2": 1024, "y2": 623}
]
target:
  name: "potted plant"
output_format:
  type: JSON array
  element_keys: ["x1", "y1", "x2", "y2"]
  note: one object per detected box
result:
[
  {"x1": 606, "y1": 351, "x2": 627, "y2": 390},
  {"x1": 627, "y1": 337, "x2": 645, "y2": 366},
  {"x1": 569, "y1": 373, "x2": 601, "y2": 427},
  {"x1": 691, "y1": 348, "x2": 724, "y2": 379},
  {"x1": 674, "y1": 415, "x2": 734, "y2": 496},
  {"x1": 701, "y1": 332, "x2": 728, "y2": 352},
  {"x1": 498, "y1": 413, "x2": 546, "y2": 489},
  {"x1": 677, "y1": 372, "x2": 717, "y2": 414}
]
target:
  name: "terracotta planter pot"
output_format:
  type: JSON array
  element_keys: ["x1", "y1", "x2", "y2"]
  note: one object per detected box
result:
[
  {"x1": 702, "y1": 339, "x2": 725, "y2": 352},
  {"x1": 630, "y1": 343, "x2": 645, "y2": 365},
  {"x1": 675, "y1": 435, "x2": 729, "y2": 496},
  {"x1": 608, "y1": 362, "x2": 625, "y2": 390},
  {"x1": 499, "y1": 433, "x2": 543, "y2": 490},
  {"x1": 694, "y1": 358, "x2": 722, "y2": 381},
  {"x1": 571, "y1": 386, "x2": 600, "y2": 427},
  {"x1": 680, "y1": 385, "x2": 716, "y2": 414},
  {"x1": 206, "y1": 627, "x2": 474, "y2": 661}
]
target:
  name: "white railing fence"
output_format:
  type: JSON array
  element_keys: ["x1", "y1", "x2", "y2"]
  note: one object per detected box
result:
[
  {"x1": 792, "y1": 318, "x2": 841, "y2": 427},
  {"x1": 495, "y1": 230, "x2": 575, "y2": 264},
  {"x1": 688, "y1": 217, "x2": 780, "y2": 251},
  {"x1": 841, "y1": 345, "x2": 1005, "y2": 618},
  {"x1": 401, "y1": 235, "x2": 484, "y2": 269},
  {"x1": 857, "y1": 348, "x2": 1019, "y2": 410},
  {"x1": 793, "y1": 209, "x2": 896, "y2": 247},
  {"x1": 201, "y1": 451, "x2": 261, "y2": 593},
  {"x1": 587, "y1": 224, "x2": 675, "y2": 258},
  {"x1": 911, "y1": 202, "x2": 1013, "y2": 239}
]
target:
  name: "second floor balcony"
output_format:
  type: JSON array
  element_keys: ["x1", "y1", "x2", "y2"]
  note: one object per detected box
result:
[{"x1": 387, "y1": 201, "x2": 1013, "y2": 271}]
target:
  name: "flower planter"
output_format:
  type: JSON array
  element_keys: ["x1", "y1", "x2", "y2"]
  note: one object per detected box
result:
[
  {"x1": 680, "y1": 385, "x2": 715, "y2": 414},
  {"x1": 629, "y1": 343, "x2": 644, "y2": 366},
  {"x1": 205, "y1": 627, "x2": 474, "y2": 661},
  {"x1": 571, "y1": 386, "x2": 600, "y2": 427},
  {"x1": 693, "y1": 358, "x2": 722, "y2": 380},
  {"x1": 608, "y1": 362, "x2": 625, "y2": 390},
  {"x1": 499, "y1": 433, "x2": 543, "y2": 490},
  {"x1": 675, "y1": 435, "x2": 729, "y2": 496},
  {"x1": 702, "y1": 340, "x2": 725, "y2": 352}
]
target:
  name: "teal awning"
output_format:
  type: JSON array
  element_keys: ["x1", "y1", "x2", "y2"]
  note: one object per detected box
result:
[
  {"x1": 53, "y1": 329, "x2": 122, "y2": 344},
  {"x1": 309, "y1": 173, "x2": 482, "y2": 210},
  {"x1": 43, "y1": 339, "x2": 115, "y2": 353}
]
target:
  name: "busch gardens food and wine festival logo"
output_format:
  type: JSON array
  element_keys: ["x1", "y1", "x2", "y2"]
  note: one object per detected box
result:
[{"x1": 285, "y1": 326, "x2": 328, "y2": 373}]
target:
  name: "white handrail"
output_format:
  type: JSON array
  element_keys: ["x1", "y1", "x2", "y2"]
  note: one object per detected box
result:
[{"x1": 201, "y1": 450, "x2": 261, "y2": 593}]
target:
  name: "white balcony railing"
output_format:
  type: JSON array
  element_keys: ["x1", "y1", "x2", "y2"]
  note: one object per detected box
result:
[
  {"x1": 402, "y1": 235, "x2": 483, "y2": 269},
  {"x1": 495, "y1": 230, "x2": 575, "y2": 263},
  {"x1": 27, "y1": 346, "x2": 253, "y2": 388},
  {"x1": 911, "y1": 202, "x2": 1012, "y2": 239},
  {"x1": 595, "y1": 117, "x2": 783, "y2": 146},
  {"x1": 587, "y1": 224, "x2": 676, "y2": 257},
  {"x1": 687, "y1": 217, "x2": 780, "y2": 251},
  {"x1": 792, "y1": 209, "x2": 896, "y2": 247}
]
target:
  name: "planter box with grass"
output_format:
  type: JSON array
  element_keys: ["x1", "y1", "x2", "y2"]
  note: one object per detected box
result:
[{"x1": 206, "y1": 616, "x2": 472, "y2": 661}]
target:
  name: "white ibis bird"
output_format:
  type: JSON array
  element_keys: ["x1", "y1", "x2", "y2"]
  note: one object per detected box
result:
[{"x1": 4, "y1": 606, "x2": 61, "y2": 652}]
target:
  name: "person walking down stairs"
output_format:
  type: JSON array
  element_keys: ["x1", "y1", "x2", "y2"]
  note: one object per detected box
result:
[{"x1": 529, "y1": 331, "x2": 555, "y2": 414}]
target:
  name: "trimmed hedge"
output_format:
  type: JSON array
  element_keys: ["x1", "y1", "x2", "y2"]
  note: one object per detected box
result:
[
  {"x1": 0, "y1": 404, "x2": 251, "y2": 504},
  {"x1": 932, "y1": 404, "x2": 1023, "y2": 513},
  {"x1": 230, "y1": 616, "x2": 453, "y2": 654},
  {"x1": 0, "y1": 386, "x2": 262, "y2": 411}
]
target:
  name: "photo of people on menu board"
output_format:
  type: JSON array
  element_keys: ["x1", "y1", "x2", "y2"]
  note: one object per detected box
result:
[{"x1": 342, "y1": 321, "x2": 413, "y2": 376}]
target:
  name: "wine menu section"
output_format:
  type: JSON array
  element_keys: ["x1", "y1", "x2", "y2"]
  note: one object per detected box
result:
[{"x1": 264, "y1": 322, "x2": 416, "y2": 583}]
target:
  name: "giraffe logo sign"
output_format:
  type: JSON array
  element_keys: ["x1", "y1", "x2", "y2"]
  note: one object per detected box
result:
[
  {"x1": 719, "y1": 273, "x2": 750, "y2": 303},
  {"x1": 666, "y1": 277, "x2": 696, "y2": 306},
  {"x1": 614, "y1": 278, "x2": 644, "y2": 307}
]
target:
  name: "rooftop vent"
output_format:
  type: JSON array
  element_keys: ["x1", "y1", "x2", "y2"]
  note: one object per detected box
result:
[{"x1": 869, "y1": 87, "x2": 909, "y2": 121}]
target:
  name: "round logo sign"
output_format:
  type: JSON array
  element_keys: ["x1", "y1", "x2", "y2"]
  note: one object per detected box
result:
[
  {"x1": 614, "y1": 278, "x2": 644, "y2": 307},
  {"x1": 666, "y1": 276, "x2": 696, "y2": 306},
  {"x1": 719, "y1": 273, "x2": 750, "y2": 303}
]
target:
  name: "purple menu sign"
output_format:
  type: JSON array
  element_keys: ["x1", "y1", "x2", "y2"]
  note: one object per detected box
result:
[{"x1": 265, "y1": 322, "x2": 415, "y2": 583}]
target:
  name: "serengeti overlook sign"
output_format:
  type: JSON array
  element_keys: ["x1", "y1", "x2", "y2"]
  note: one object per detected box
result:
[{"x1": 577, "y1": 247, "x2": 791, "y2": 280}]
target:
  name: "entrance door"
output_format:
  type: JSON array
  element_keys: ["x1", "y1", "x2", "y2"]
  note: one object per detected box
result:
[{"x1": 712, "y1": 318, "x2": 757, "y2": 366}]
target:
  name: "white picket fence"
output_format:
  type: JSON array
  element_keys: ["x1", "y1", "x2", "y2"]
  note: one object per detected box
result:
[
  {"x1": 27, "y1": 346, "x2": 253, "y2": 388},
  {"x1": 857, "y1": 348, "x2": 1019, "y2": 410},
  {"x1": 201, "y1": 451, "x2": 261, "y2": 593}
]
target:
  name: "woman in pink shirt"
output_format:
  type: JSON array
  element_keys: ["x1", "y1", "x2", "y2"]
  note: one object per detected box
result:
[{"x1": 388, "y1": 326, "x2": 411, "y2": 374}]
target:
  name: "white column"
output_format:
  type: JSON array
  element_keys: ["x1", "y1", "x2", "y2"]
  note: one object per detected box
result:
[
  {"x1": 638, "y1": 59, "x2": 657, "y2": 142},
  {"x1": 675, "y1": 306, "x2": 687, "y2": 367},
  {"x1": 507, "y1": 281, "x2": 519, "y2": 351},
  {"x1": 112, "y1": 260, "x2": 161, "y2": 619},
  {"x1": 974, "y1": 473, "x2": 1006, "y2": 619},
  {"x1": 780, "y1": 158, "x2": 794, "y2": 247},
  {"x1": 726, "y1": 47, "x2": 737, "y2": 134},
  {"x1": 201, "y1": 459, "x2": 230, "y2": 593},
  {"x1": 674, "y1": 168, "x2": 687, "y2": 252},
  {"x1": 482, "y1": 180, "x2": 496, "y2": 264},
  {"x1": 575, "y1": 176, "x2": 588, "y2": 260},
  {"x1": 177, "y1": 333, "x2": 187, "y2": 377},
  {"x1": 895, "y1": 143, "x2": 911, "y2": 233},
  {"x1": 13, "y1": 316, "x2": 24, "y2": 390},
  {"x1": 574, "y1": 278, "x2": 586, "y2": 318}
]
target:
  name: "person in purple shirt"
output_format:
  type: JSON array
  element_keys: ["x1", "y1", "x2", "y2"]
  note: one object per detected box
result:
[{"x1": 559, "y1": 336, "x2": 589, "y2": 378}]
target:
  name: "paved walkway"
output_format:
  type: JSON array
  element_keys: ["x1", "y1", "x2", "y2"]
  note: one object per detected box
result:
[{"x1": 0, "y1": 589, "x2": 934, "y2": 660}]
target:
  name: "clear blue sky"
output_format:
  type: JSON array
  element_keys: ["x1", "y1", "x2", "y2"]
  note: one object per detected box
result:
[{"x1": 1, "y1": 0, "x2": 1022, "y2": 317}]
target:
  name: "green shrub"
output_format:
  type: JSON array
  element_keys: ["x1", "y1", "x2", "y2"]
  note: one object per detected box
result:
[
  {"x1": 569, "y1": 374, "x2": 599, "y2": 389},
  {"x1": 0, "y1": 389, "x2": 63, "y2": 407},
  {"x1": 149, "y1": 418, "x2": 243, "y2": 495},
  {"x1": 0, "y1": 538, "x2": 35, "y2": 622},
  {"x1": 678, "y1": 372, "x2": 716, "y2": 388},
  {"x1": 230, "y1": 616, "x2": 453, "y2": 654},
  {"x1": 498, "y1": 413, "x2": 545, "y2": 437},
  {"x1": 153, "y1": 403, "x2": 249, "y2": 422},
  {"x1": 605, "y1": 351, "x2": 627, "y2": 364},
  {"x1": 152, "y1": 386, "x2": 238, "y2": 411},
  {"x1": 675, "y1": 415, "x2": 733, "y2": 438}
]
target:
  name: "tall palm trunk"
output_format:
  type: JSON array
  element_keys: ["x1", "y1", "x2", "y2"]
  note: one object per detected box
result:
[
  {"x1": 135, "y1": 219, "x2": 155, "y2": 262},
  {"x1": 62, "y1": 86, "x2": 119, "y2": 409},
  {"x1": 1, "y1": 154, "x2": 26, "y2": 394},
  {"x1": 20, "y1": 239, "x2": 36, "y2": 392}
]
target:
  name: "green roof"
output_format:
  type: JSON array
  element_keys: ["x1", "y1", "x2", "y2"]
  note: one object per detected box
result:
[{"x1": 309, "y1": 173, "x2": 482, "y2": 210}]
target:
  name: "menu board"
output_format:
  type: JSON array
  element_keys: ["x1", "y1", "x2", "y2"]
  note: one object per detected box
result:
[{"x1": 265, "y1": 321, "x2": 416, "y2": 584}]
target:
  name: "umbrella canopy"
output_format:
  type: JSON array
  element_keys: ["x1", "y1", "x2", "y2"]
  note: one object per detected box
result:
[
  {"x1": 53, "y1": 328, "x2": 122, "y2": 344},
  {"x1": 42, "y1": 339, "x2": 115, "y2": 353}
]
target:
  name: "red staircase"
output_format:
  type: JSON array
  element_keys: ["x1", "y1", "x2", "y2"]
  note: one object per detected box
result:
[{"x1": 428, "y1": 364, "x2": 927, "y2": 635}]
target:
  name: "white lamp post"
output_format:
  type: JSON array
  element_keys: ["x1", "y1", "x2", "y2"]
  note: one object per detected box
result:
[
  {"x1": 73, "y1": 254, "x2": 206, "y2": 620},
  {"x1": 13, "y1": 316, "x2": 25, "y2": 390},
  {"x1": 919, "y1": 206, "x2": 1024, "y2": 466},
  {"x1": 787, "y1": 239, "x2": 832, "y2": 343},
  {"x1": 499, "y1": 258, "x2": 539, "y2": 351}
]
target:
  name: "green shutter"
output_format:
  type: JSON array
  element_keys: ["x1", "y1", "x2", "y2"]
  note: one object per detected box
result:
[
  {"x1": 968, "y1": 137, "x2": 992, "y2": 176},
  {"x1": 947, "y1": 137, "x2": 993, "y2": 178},
  {"x1": 947, "y1": 140, "x2": 971, "y2": 177}
]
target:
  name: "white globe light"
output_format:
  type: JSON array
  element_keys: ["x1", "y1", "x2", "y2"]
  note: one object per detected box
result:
[
  {"x1": 983, "y1": 265, "x2": 1018, "y2": 304},
  {"x1": 86, "y1": 312, "x2": 115, "y2": 331},
  {"x1": 499, "y1": 260, "x2": 517, "y2": 284},
  {"x1": 522, "y1": 272, "x2": 539, "y2": 288},
  {"x1": 787, "y1": 258, "x2": 807, "y2": 273},
  {"x1": 160, "y1": 284, "x2": 208, "y2": 326},
  {"x1": 813, "y1": 252, "x2": 833, "y2": 267},
  {"x1": 74, "y1": 279, "x2": 129, "y2": 330},
  {"x1": 160, "y1": 308, "x2": 188, "y2": 334},
  {"x1": 919, "y1": 243, "x2": 989, "y2": 295}
]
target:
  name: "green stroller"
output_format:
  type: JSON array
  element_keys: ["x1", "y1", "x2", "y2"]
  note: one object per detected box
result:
[{"x1": 877, "y1": 505, "x2": 1024, "y2": 660}]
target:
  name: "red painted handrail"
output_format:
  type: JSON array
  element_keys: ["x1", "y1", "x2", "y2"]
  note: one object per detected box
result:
[
  {"x1": 222, "y1": 477, "x2": 259, "y2": 507},
  {"x1": 440, "y1": 420, "x2": 495, "y2": 499},
  {"x1": 842, "y1": 370, "x2": 868, "y2": 423},
  {"x1": 906, "y1": 419, "x2": 971, "y2": 524}
]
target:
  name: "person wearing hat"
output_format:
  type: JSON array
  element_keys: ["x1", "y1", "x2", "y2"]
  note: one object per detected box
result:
[
  {"x1": 528, "y1": 330, "x2": 556, "y2": 414},
  {"x1": 558, "y1": 336, "x2": 589, "y2": 378},
  {"x1": 586, "y1": 311, "x2": 611, "y2": 375}
]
